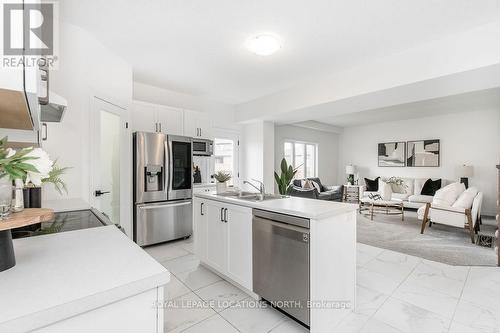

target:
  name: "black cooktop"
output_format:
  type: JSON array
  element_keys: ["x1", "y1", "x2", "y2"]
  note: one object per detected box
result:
[{"x1": 12, "y1": 209, "x2": 111, "y2": 239}]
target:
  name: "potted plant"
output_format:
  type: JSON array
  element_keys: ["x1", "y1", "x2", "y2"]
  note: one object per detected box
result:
[
  {"x1": 274, "y1": 158, "x2": 298, "y2": 195},
  {"x1": 213, "y1": 171, "x2": 231, "y2": 194},
  {"x1": 0, "y1": 137, "x2": 69, "y2": 216}
]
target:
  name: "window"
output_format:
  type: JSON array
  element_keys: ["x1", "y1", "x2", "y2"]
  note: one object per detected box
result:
[
  {"x1": 283, "y1": 140, "x2": 318, "y2": 179},
  {"x1": 214, "y1": 138, "x2": 236, "y2": 186}
]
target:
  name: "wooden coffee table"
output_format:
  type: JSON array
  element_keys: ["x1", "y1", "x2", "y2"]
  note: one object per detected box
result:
[{"x1": 359, "y1": 199, "x2": 404, "y2": 221}]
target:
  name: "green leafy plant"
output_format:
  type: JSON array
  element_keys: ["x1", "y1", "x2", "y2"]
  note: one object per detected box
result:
[
  {"x1": 0, "y1": 137, "x2": 70, "y2": 195},
  {"x1": 274, "y1": 158, "x2": 298, "y2": 195},
  {"x1": 41, "y1": 162, "x2": 71, "y2": 194},
  {"x1": 213, "y1": 171, "x2": 232, "y2": 183},
  {"x1": 0, "y1": 137, "x2": 37, "y2": 180}
]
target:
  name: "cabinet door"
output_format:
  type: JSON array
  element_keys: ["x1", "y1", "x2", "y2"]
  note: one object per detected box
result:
[
  {"x1": 157, "y1": 105, "x2": 183, "y2": 135},
  {"x1": 226, "y1": 204, "x2": 253, "y2": 289},
  {"x1": 183, "y1": 110, "x2": 199, "y2": 138},
  {"x1": 193, "y1": 198, "x2": 207, "y2": 262},
  {"x1": 131, "y1": 102, "x2": 158, "y2": 133},
  {"x1": 205, "y1": 201, "x2": 227, "y2": 272},
  {"x1": 197, "y1": 112, "x2": 213, "y2": 139}
]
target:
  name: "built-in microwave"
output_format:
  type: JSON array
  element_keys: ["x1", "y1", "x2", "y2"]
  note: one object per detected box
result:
[{"x1": 192, "y1": 139, "x2": 214, "y2": 156}]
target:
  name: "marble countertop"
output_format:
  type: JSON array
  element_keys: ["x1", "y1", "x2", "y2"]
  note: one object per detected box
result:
[
  {"x1": 193, "y1": 183, "x2": 216, "y2": 188},
  {"x1": 195, "y1": 192, "x2": 358, "y2": 220},
  {"x1": 0, "y1": 226, "x2": 170, "y2": 333}
]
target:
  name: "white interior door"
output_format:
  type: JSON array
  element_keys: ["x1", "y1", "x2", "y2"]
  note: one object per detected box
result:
[{"x1": 90, "y1": 97, "x2": 126, "y2": 225}]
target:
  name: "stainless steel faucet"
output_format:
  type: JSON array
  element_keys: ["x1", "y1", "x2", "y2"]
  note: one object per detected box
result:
[{"x1": 244, "y1": 179, "x2": 266, "y2": 195}]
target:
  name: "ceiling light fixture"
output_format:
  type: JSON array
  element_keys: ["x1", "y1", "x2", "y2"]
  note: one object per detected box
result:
[{"x1": 245, "y1": 34, "x2": 282, "y2": 56}]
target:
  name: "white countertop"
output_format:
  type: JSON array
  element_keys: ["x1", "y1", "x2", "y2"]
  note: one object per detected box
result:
[
  {"x1": 193, "y1": 183, "x2": 216, "y2": 188},
  {"x1": 0, "y1": 226, "x2": 170, "y2": 333},
  {"x1": 195, "y1": 192, "x2": 358, "y2": 220}
]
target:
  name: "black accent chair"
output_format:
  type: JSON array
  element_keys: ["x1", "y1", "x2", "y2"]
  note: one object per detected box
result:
[{"x1": 291, "y1": 178, "x2": 344, "y2": 202}]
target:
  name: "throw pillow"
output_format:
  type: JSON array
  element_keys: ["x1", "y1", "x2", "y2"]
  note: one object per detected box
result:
[
  {"x1": 433, "y1": 182, "x2": 466, "y2": 207},
  {"x1": 302, "y1": 180, "x2": 313, "y2": 190},
  {"x1": 420, "y1": 179, "x2": 442, "y2": 196},
  {"x1": 365, "y1": 177, "x2": 379, "y2": 192},
  {"x1": 452, "y1": 186, "x2": 478, "y2": 209},
  {"x1": 378, "y1": 179, "x2": 393, "y2": 201},
  {"x1": 310, "y1": 180, "x2": 322, "y2": 193}
]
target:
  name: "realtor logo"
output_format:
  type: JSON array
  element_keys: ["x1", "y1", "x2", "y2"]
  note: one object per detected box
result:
[{"x1": 3, "y1": 3, "x2": 54, "y2": 56}]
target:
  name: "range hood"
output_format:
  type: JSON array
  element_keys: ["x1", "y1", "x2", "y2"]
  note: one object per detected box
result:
[
  {"x1": 40, "y1": 91, "x2": 67, "y2": 122},
  {"x1": 0, "y1": 88, "x2": 67, "y2": 130}
]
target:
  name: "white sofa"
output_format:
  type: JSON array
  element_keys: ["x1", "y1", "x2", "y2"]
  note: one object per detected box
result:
[
  {"x1": 417, "y1": 184, "x2": 483, "y2": 243},
  {"x1": 362, "y1": 178, "x2": 450, "y2": 209}
]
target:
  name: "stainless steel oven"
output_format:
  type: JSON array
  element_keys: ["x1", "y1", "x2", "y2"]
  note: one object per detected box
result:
[
  {"x1": 252, "y1": 209, "x2": 310, "y2": 326},
  {"x1": 192, "y1": 138, "x2": 213, "y2": 156}
]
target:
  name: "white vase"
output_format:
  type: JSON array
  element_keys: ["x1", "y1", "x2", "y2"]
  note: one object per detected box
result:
[
  {"x1": 0, "y1": 176, "x2": 13, "y2": 219},
  {"x1": 216, "y1": 182, "x2": 227, "y2": 194}
]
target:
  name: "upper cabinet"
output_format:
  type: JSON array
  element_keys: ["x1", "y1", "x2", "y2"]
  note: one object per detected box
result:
[
  {"x1": 184, "y1": 109, "x2": 213, "y2": 139},
  {"x1": 157, "y1": 105, "x2": 183, "y2": 135},
  {"x1": 131, "y1": 101, "x2": 183, "y2": 135},
  {"x1": 131, "y1": 101, "x2": 213, "y2": 139}
]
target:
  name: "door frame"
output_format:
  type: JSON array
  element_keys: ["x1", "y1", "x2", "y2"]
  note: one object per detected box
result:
[
  {"x1": 89, "y1": 96, "x2": 132, "y2": 237},
  {"x1": 212, "y1": 127, "x2": 240, "y2": 187}
]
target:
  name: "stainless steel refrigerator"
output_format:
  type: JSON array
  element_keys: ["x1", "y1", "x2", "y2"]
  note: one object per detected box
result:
[{"x1": 133, "y1": 132, "x2": 193, "y2": 246}]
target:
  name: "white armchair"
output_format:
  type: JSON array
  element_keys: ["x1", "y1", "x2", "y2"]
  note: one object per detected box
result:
[{"x1": 419, "y1": 192, "x2": 483, "y2": 243}]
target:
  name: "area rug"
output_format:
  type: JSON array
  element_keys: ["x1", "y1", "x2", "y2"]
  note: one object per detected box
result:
[{"x1": 357, "y1": 209, "x2": 497, "y2": 266}]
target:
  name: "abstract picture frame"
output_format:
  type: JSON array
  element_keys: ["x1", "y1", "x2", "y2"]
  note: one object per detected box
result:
[
  {"x1": 378, "y1": 142, "x2": 406, "y2": 167},
  {"x1": 406, "y1": 139, "x2": 440, "y2": 167}
]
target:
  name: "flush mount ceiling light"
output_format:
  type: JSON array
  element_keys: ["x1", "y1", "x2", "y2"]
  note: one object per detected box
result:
[{"x1": 245, "y1": 34, "x2": 282, "y2": 56}]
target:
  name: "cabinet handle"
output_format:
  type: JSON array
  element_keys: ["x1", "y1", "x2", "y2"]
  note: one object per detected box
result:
[
  {"x1": 224, "y1": 208, "x2": 228, "y2": 222},
  {"x1": 42, "y1": 123, "x2": 48, "y2": 141},
  {"x1": 159, "y1": 123, "x2": 162, "y2": 132},
  {"x1": 155, "y1": 123, "x2": 158, "y2": 132},
  {"x1": 200, "y1": 128, "x2": 202, "y2": 137},
  {"x1": 220, "y1": 208, "x2": 224, "y2": 222},
  {"x1": 201, "y1": 202, "x2": 204, "y2": 216}
]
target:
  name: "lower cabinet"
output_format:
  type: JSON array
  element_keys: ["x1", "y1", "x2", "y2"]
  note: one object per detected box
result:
[{"x1": 193, "y1": 198, "x2": 253, "y2": 290}]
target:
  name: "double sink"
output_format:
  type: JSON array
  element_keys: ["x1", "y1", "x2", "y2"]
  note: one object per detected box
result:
[{"x1": 216, "y1": 191, "x2": 286, "y2": 202}]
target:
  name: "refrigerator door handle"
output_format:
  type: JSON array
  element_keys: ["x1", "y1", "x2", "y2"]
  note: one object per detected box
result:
[{"x1": 137, "y1": 201, "x2": 191, "y2": 210}]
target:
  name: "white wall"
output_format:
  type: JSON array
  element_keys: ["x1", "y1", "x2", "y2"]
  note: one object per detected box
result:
[
  {"x1": 339, "y1": 109, "x2": 500, "y2": 215},
  {"x1": 274, "y1": 125, "x2": 340, "y2": 186},
  {"x1": 240, "y1": 121, "x2": 275, "y2": 193},
  {"x1": 133, "y1": 82, "x2": 238, "y2": 130},
  {"x1": 43, "y1": 22, "x2": 133, "y2": 235}
]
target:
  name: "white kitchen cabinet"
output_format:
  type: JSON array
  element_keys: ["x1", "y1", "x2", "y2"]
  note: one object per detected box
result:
[
  {"x1": 131, "y1": 101, "x2": 158, "y2": 133},
  {"x1": 184, "y1": 109, "x2": 213, "y2": 139},
  {"x1": 131, "y1": 101, "x2": 183, "y2": 134},
  {"x1": 193, "y1": 198, "x2": 253, "y2": 290},
  {"x1": 205, "y1": 200, "x2": 227, "y2": 273},
  {"x1": 226, "y1": 204, "x2": 253, "y2": 290},
  {"x1": 193, "y1": 198, "x2": 208, "y2": 262},
  {"x1": 157, "y1": 105, "x2": 183, "y2": 135}
]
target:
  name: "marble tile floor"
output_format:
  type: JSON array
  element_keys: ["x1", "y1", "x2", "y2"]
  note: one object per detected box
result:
[{"x1": 145, "y1": 238, "x2": 500, "y2": 333}]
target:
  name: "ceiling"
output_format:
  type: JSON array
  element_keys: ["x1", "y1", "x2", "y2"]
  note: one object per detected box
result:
[
  {"x1": 61, "y1": 0, "x2": 500, "y2": 105},
  {"x1": 308, "y1": 88, "x2": 500, "y2": 128}
]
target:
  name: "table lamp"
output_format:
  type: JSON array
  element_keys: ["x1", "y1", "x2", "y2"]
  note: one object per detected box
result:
[
  {"x1": 457, "y1": 165, "x2": 473, "y2": 189},
  {"x1": 345, "y1": 165, "x2": 356, "y2": 185}
]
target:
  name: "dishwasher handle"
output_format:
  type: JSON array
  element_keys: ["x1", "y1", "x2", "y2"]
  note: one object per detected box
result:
[{"x1": 253, "y1": 216, "x2": 310, "y2": 244}]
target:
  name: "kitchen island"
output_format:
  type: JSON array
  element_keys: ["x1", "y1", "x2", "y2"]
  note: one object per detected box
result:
[
  {"x1": 193, "y1": 192, "x2": 357, "y2": 332},
  {"x1": 0, "y1": 225, "x2": 169, "y2": 333}
]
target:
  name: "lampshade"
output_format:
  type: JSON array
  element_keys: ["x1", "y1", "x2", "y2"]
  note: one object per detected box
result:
[
  {"x1": 345, "y1": 165, "x2": 356, "y2": 175},
  {"x1": 457, "y1": 165, "x2": 473, "y2": 177}
]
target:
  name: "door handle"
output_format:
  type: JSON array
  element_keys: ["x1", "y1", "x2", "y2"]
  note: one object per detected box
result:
[
  {"x1": 42, "y1": 123, "x2": 48, "y2": 141},
  {"x1": 224, "y1": 208, "x2": 228, "y2": 222},
  {"x1": 201, "y1": 202, "x2": 204, "y2": 216},
  {"x1": 95, "y1": 190, "x2": 110, "y2": 197}
]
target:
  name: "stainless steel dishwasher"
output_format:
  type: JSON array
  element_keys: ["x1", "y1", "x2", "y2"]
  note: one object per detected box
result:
[{"x1": 252, "y1": 209, "x2": 310, "y2": 326}]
